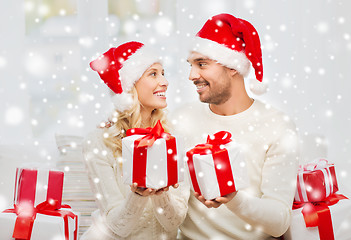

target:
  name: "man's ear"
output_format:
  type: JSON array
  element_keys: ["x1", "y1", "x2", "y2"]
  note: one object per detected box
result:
[{"x1": 229, "y1": 69, "x2": 238, "y2": 77}]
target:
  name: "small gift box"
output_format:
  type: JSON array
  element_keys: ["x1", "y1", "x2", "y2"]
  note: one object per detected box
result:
[
  {"x1": 14, "y1": 167, "x2": 64, "y2": 209},
  {"x1": 294, "y1": 159, "x2": 338, "y2": 203},
  {"x1": 186, "y1": 131, "x2": 249, "y2": 200},
  {"x1": 284, "y1": 194, "x2": 351, "y2": 240},
  {"x1": 0, "y1": 201, "x2": 79, "y2": 240},
  {"x1": 122, "y1": 120, "x2": 184, "y2": 189}
]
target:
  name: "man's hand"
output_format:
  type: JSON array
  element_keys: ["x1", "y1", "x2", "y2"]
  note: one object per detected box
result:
[{"x1": 194, "y1": 191, "x2": 237, "y2": 208}]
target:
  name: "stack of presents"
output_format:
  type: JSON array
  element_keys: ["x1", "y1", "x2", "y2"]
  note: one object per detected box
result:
[
  {"x1": 0, "y1": 120, "x2": 349, "y2": 239},
  {"x1": 0, "y1": 167, "x2": 79, "y2": 239}
]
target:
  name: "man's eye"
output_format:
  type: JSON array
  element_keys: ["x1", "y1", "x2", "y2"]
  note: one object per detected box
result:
[{"x1": 199, "y1": 62, "x2": 206, "y2": 67}]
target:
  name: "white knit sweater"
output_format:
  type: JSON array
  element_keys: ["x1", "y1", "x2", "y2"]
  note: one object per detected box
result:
[
  {"x1": 81, "y1": 128, "x2": 189, "y2": 240},
  {"x1": 170, "y1": 99, "x2": 299, "y2": 240}
]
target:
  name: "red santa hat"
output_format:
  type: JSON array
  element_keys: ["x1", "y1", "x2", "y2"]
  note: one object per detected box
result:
[
  {"x1": 90, "y1": 41, "x2": 161, "y2": 112},
  {"x1": 191, "y1": 13, "x2": 263, "y2": 82}
]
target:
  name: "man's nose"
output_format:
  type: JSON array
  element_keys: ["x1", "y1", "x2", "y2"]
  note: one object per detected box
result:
[{"x1": 189, "y1": 67, "x2": 200, "y2": 81}]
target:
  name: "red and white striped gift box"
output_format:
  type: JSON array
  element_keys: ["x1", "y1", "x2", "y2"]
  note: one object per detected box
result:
[
  {"x1": 294, "y1": 159, "x2": 338, "y2": 203},
  {"x1": 14, "y1": 168, "x2": 64, "y2": 208}
]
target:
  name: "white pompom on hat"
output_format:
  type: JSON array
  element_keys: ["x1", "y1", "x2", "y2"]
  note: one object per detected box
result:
[{"x1": 90, "y1": 41, "x2": 161, "y2": 112}]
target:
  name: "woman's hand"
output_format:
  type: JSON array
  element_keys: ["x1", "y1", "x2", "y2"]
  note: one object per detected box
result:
[
  {"x1": 154, "y1": 183, "x2": 179, "y2": 195},
  {"x1": 130, "y1": 183, "x2": 156, "y2": 196},
  {"x1": 130, "y1": 183, "x2": 179, "y2": 196}
]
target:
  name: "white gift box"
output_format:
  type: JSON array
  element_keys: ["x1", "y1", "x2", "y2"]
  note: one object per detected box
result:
[
  {"x1": 188, "y1": 141, "x2": 249, "y2": 200},
  {"x1": 284, "y1": 199, "x2": 351, "y2": 240},
  {"x1": 122, "y1": 134, "x2": 184, "y2": 189},
  {"x1": 0, "y1": 207, "x2": 79, "y2": 240}
]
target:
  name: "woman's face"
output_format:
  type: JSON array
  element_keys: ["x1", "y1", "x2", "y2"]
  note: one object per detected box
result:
[{"x1": 135, "y1": 63, "x2": 168, "y2": 112}]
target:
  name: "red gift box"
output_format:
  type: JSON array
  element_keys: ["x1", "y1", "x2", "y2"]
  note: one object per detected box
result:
[
  {"x1": 285, "y1": 194, "x2": 349, "y2": 240},
  {"x1": 187, "y1": 131, "x2": 248, "y2": 200},
  {"x1": 122, "y1": 120, "x2": 182, "y2": 189},
  {"x1": 1, "y1": 200, "x2": 79, "y2": 240},
  {"x1": 294, "y1": 159, "x2": 338, "y2": 203},
  {"x1": 14, "y1": 168, "x2": 64, "y2": 209}
]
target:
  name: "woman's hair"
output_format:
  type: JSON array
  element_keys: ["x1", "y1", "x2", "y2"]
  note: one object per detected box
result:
[{"x1": 102, "y1": 86, "x2": 170, "y2": 159}]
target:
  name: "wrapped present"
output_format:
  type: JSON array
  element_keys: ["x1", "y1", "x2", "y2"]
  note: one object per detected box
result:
[
  {"x1": 0, "y1": 200, "x2": 79, "y2": 240},
  {"x1": 186, "y1": 131, "x2": 248, "y2": 200},
  {"x1": 284, "y1": 194, "x2": 350, "y2": 240},
  {"x1": 14, "y1": 167, "x2": 64, "y2": 209},
  {"x1": 294, "y1": 159, "x2": 338, "y2": 203},
  {"x1": 122, "y1": 120, "x2": 184, "y2": 189}
]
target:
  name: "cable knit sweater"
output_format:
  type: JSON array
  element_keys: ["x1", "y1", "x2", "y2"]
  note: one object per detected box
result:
[
  {"x1": 80, "y1": 128, "x2": 189, "y2": 240},
  {"x1": 170, "y1": 99, "x2": 299, "y2": 240}
]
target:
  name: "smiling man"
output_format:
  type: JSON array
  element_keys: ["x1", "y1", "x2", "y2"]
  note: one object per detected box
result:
[{"x1": 171, "y1": 13, "x2": 300, "y2": 240}]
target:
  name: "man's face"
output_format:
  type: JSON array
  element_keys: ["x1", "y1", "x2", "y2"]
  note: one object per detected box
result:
[{"x1": 187, "y1": 52, "x2": 232, "y2": 105}]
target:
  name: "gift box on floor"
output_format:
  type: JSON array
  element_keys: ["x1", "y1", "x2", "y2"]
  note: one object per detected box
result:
[
  {"x1": 122, "y1": 120, "x2": 184, "y2": 189},
  {"x1": 186, "y1": 131, "x2": 249, "y2": 200},
  {"x1": 14, "y1": 167, "x2": 64, "y2": 208},
  {"x1": 0, "y1": 203, "x2": 79, "y2": 240},
  {"x1": 284, "y1": 195, "x2": 351, "y2": 240},
  {"x1": 294, "y1": 159, "x2": 338, "y2": 203}
]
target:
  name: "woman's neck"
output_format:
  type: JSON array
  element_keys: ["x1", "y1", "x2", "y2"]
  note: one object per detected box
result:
[{"x1": 140, "y1": 107, "x2": 152, "y2": 128}]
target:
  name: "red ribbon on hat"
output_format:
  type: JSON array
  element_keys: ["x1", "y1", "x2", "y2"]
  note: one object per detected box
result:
[
  {"x1": 3, "y1": 200, "x2": 78, "y2": 240},
  {"x1": 126, "y1": 120, "x2": 178, "y2": 187},
  {"x1": 293, "y1": 193, "x2": 348, "y2": 240},
  {"x1": 187, "y1": 131, "x2": 236, "y2": 198}
]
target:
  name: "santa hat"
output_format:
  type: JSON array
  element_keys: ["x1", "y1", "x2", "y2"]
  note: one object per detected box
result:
[
  {"x1": 191, "y1": 13, "x2": 263, "y2": 82},
  {"x1": 90, "y1": 41, "x2": 161, "y2": 112}
]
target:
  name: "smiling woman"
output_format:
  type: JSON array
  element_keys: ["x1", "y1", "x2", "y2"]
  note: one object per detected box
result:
[
  {"x1": 135, "y1": 63, "x2": 168, "y2": 118},
  {"x1": 80, "y1": 41, "x2": 189, "y2": 239}
]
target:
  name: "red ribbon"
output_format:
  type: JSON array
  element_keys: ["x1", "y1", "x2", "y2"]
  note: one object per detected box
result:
[
  {"x1": 126, "y1": 120, "x2": 178, "y2": 187},
  {"x1": 14, "y1": 168, "x2": 64, "y2": 209},
  {"x1": 187, "y1": 131, "x2": 236, "y2": 198},
  {"x1": 293, "y1": 193, "x2": 348, "y2": 240},
  {"x1": 3, "y1": 200, "x2": 78, "y2": 240}
]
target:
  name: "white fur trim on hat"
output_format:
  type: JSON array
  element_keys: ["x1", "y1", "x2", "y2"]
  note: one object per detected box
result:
[
  {"x1": 190, "y1": 36, "x2": 251, "y2": 77},
  {"x1": 119, "y1": 45, "x2": 162, "y2": 92},
  {"x1": 111, "y1": 92, "x2": 133, "y2": 112}
]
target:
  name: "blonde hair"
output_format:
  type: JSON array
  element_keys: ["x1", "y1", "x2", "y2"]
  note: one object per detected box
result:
[{"x1": 102, "y1": 86, "x2": 170, "y2": 159}]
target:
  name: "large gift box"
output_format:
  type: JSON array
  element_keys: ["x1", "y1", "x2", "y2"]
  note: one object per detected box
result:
[
  {"x1": 14, "y1": 167, "x2": 64, "y2": 208},
  {"x1": 0, "y1": 166, "x2": 79, "y2": 240},
  {"x1": 284, "y1": 194, "x2": 351, "y2": 240},
  {"x1": 294, "y1": 159, "x2": 338, "y2": 203},
  {"x1": 0, "y1": 203, "x2": 79, "y2": 240},
  {"x1": 122, "y1": 120, "x2": 184, "y2": 189},
  {"x1": 186, "y1": 131, "x2": 249, "y2": 200}
]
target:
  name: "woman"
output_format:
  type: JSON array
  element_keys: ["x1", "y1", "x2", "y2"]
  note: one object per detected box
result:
[{"x1": 81, "y1": 41, "x2": 189, "y2": 239}]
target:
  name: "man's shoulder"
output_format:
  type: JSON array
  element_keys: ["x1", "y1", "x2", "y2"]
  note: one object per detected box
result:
[{"x1": 254, "y1": 100, "x2": 296, "y2": 130}]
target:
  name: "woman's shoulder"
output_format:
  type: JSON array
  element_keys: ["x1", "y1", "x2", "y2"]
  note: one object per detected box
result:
[{"x1": 82, "y1": 128, "x2": 110, "y2": 154}]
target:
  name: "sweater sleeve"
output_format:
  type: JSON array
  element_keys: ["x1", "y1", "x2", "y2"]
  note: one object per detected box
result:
[
  {"x1": 151, "y1": 181, "x2": 190, "y2": 232},
  {"x1": 226, "y1": 121, "x2": 299, "y2": 237},
  {"x1": 83, "y1": 130, "x2": 149, "y2": 238}
]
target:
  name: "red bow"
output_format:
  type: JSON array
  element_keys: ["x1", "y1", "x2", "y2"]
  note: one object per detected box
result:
[
  {"x1": 3, "y1": 200, "x2": 78, "y2": 240},
  {"x1": 293, "y1": 193, "x2": 348, "y2": 240},
  {"x1": 126, "y1": 120, "x2": 170, "y2": 147}
]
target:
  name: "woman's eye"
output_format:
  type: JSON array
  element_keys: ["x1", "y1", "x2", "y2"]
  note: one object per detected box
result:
[{"x1": 150, "y1": 72, "x2": 156, "y2": 76}]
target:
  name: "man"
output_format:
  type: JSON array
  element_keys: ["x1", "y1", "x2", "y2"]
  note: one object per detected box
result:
[{"x1": 171, "y1": 13, "x2": 299, "y2": 239}]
